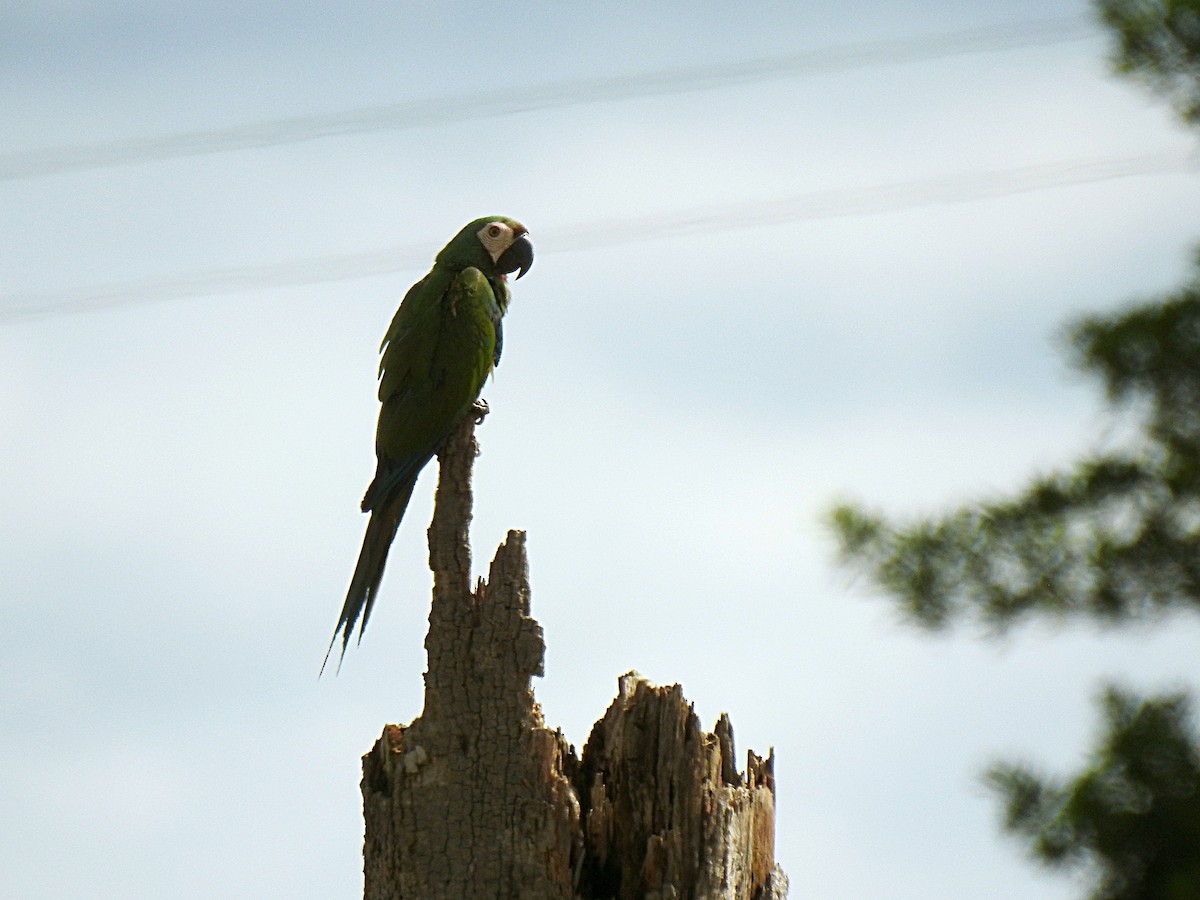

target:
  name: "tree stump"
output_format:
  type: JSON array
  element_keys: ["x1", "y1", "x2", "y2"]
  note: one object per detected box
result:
[
  {"x1": 360, "y1": 418, "x2": 787, "y2": 899},
  {"x1": 577, "y1": 677, "x2": 785, "y2": 900}
]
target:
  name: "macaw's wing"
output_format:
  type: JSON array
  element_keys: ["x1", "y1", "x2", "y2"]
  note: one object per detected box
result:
[
  {"x1": 375, "y1": 268, "x2": 452, "y2": 399},
  {"x1": 362, "y1": 266, "x2": 500, "y2": 513}
]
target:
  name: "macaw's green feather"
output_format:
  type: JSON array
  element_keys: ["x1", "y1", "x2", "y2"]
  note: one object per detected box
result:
[{"x1": 322, "y1": 217, "x2": 532, "y2": 674}]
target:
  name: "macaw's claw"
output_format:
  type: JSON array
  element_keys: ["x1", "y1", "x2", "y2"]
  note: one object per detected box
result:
[{"x1": 471, "y1": 399, "x2": 490, "y2": 424}]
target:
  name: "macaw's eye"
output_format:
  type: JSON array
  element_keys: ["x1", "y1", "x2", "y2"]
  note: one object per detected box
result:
[{"x1": 487, "y1": 224, "x2": 503, "y2": 238}]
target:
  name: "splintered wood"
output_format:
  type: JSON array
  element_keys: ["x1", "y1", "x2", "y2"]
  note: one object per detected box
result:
[
  {"x1": 577, "y1": 676, "x2": 784, "y2": 899},
  {"x1": 360, "y1": 418, "x2": 787, "y2": 899}
]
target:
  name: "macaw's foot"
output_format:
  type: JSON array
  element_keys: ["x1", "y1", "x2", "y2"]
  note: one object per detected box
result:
[{"x1": 471, "y1": 399, "x2": 490, "y2": 425}]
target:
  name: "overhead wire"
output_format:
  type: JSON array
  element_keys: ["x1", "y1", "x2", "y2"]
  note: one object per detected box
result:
[
  {"x1": 1, "y1": 13, "x2": 1171, "y2": 325},
  {"x1": 0, "y1": 15, "x2": 1095, "y2": 181},
  {"x1": 2, "y1": 150, "x2": 1194, "y2": 325}
]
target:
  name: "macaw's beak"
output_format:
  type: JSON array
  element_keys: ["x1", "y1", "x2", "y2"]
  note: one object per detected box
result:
[{"x1": 496, "y1": 234, "x2": 534, "y2": 280}]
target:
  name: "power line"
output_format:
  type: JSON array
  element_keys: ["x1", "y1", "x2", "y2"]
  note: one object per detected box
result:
[
  {"x1": 543, "y1": 152, "x2": 1198, "y2": 250},
  {"x1": 0, "y1": 16, "x2": 1095, "y2": 181},
  {"x1": 2, "y1": 150, "x2": 1193, "y2": 325}
]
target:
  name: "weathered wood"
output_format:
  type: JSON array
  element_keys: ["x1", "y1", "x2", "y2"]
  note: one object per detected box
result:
[
  {"x1": 361, "y1": 417, "x2": 580, "y2": 899},
  {"x1": 360, "y1": 417, "x2": 786, "y2": 898},
  {"x1": 576, "y1": 675, "x2": 787, "y2": 900}
]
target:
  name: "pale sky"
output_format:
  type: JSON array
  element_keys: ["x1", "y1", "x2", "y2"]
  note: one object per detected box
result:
[{"x1": 3, "y1": 2, "x2": 1200, "y2": 898}]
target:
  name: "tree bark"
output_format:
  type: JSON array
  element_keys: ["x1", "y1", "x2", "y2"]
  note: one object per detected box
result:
[
  {"x1": 577, "y1": 676, "x2": 787, "y2": 900},
  {"x1": 361, "y1": 417, "x2": 786, "y2": 899}
]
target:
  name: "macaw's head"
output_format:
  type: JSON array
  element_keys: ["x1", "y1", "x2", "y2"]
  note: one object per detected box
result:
[{"x1": 437, "y1": 216, "x2": 534, "y2": 280}]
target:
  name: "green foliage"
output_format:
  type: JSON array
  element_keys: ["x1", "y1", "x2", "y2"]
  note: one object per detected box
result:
[
  {"x1": 987, "y1": 687, "x2": 1200, "y2": 900},
  {"x1": 1097, "y1": 0, "x2": 1200, "y2": 122},
  {"x1": 1073, "y1": 259, "x2": 1200, "y2": 453},
  {"x1": 831, "y1": 262, "x2": 1200, "y2": 631},
  {"x1": 831, "y1": 7, "x2": 1200, "y2": 897}
]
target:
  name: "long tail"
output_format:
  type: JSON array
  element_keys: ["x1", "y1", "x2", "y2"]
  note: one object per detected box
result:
[{"x1": 321, "y1": 475, "x2": 418, "y2": 675}]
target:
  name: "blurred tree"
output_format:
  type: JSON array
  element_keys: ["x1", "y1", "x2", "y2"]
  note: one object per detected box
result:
[
  {"x1": 1097, "y1": 0, "x2": 1200, "y2": 123},
  {"x1": 832, "y1": 266, "x2": 1200, "y2": 898},
  {"x1": 831, "y1": 269, "x2": 1200, "y2": 632},
  {"x1": 831, "y1": 3, "x2": 1200, "y2": 897},
  {"x1": 987, "y1": 688, "x2": 1200, "y2": 900}
]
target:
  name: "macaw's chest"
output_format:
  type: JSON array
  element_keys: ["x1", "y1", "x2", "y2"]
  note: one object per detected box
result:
[{"x1": 436, "y1": 268, "x2": 504, "y2": 370}]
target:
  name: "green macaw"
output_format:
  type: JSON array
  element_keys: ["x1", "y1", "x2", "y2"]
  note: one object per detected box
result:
[{"x1": 323, "y1": 217, "x2": 533, "y2": 672}]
